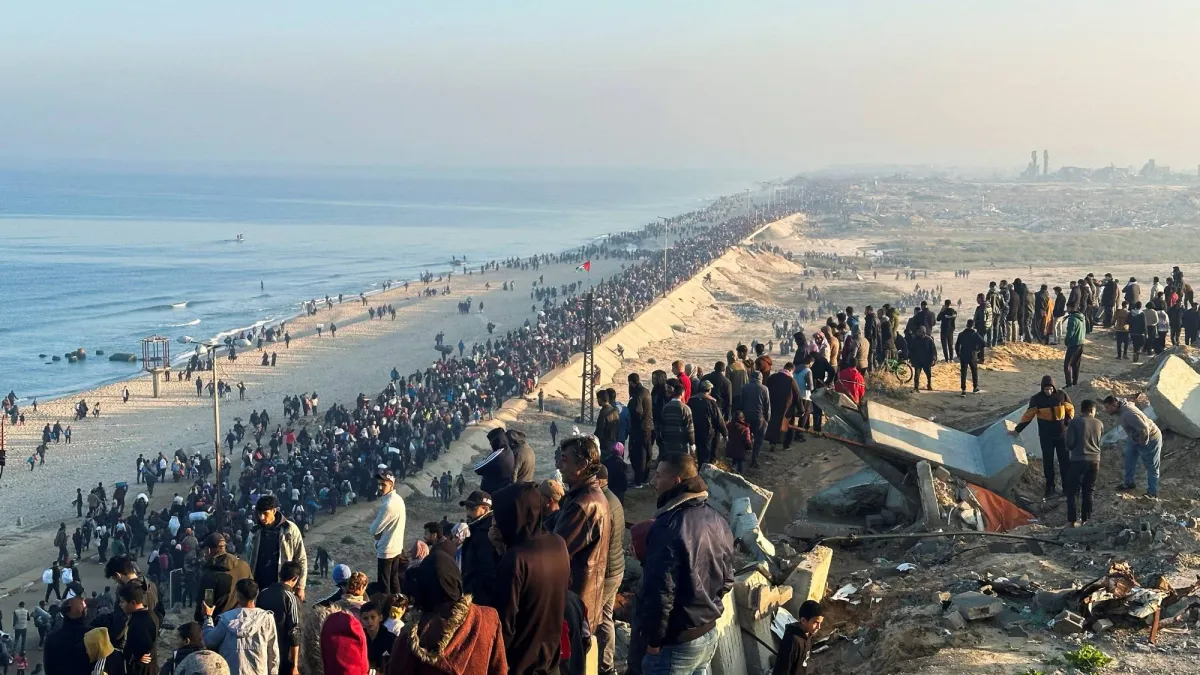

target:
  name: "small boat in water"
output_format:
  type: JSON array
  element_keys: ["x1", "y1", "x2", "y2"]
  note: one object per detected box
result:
[{"x1": 236, "y1": 234, "x2": 244, "y2": 243}]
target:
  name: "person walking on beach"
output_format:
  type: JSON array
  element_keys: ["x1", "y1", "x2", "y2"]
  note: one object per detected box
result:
[
  {"x1": 123, "y1": 387, "x2": 130, "y2": 403},
  {"x1": 54, "y1": 523, "x2": 69, "y2": 563},
  {"x1": 330, "y1": 322, "x2": 337, "y2": 337}
]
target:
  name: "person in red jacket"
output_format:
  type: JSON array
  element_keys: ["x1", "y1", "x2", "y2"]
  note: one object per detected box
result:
[{"x1": 834, "y1": 365, "x2": 865, "y2": 405}]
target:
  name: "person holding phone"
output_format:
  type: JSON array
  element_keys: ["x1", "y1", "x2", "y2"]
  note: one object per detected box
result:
[{"x1": 195, "y1": 533, "x2": 252, "y2": 624}]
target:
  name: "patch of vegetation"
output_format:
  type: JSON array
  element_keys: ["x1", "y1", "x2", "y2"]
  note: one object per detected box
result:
[
  {"x1": 341, "y1": 535, "x2": 357, "y2": 545},
  {"x1": 1063, "y1": 644, "x2": 1113, "y2": 673}
]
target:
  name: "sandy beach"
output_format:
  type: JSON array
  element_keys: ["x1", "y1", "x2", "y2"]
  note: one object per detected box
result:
[{"x1": 0, "y1": 250, "x2": 639, "y2": 585}]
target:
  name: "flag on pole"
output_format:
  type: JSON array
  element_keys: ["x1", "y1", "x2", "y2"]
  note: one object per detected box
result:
[{"x1": 575, "y1": 261, "x2": 591, "y2": 272}]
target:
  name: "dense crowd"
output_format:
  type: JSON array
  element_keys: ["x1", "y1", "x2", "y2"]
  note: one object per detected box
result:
[{"x1": 27, "y1": 191, "x2": 835, "y2": 675}]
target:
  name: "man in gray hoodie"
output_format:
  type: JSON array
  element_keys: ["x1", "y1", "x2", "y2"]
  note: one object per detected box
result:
[
  {"x1": 201, "y1": 578, "x2": 279, "y2": 675},
  {"x1": 740, "y1": 370, "x2": 771, "y2": 469}
]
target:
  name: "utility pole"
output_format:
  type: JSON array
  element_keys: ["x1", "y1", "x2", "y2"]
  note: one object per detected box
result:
[
  {"x1": 207, "y1": 344, "x2": 224, "y2": 530},
  {"x1": 0, "y1": 414, "x2": 6, "y2": 481},
  {"x1": 580, "y1": 292, "x2": 596, "y2": 424}
]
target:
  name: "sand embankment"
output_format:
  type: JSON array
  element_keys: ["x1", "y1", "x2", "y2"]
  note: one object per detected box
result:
[{"x1": 404, "y1": 215, "x2": 803, "y2": 497}]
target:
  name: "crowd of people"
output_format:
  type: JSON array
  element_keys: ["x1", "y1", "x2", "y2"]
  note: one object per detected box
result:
[
  {"x1": 25, "y1": 193, "x2": 835, "y2": 674},
  {"x1": 27, "y1": 180, "x2": 1187, "y2": 674}
]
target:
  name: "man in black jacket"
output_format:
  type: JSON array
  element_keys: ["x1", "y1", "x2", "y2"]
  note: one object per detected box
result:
[
  {"x1": 688, "y1": 381, "x2": 726, "y2": 465},
  {"x1": 194, "y1": 533, "x2": 252, "y2": 623},
  {"x1": 1100, "y1": 273, "x2": 1119, "y2": 327},
  {"x1": 910, "y1": 327, "x2": 937, "y2": 392},
  {"x1": 639, "y1": 453, "x2": 734, "y2": 674},
  {"x1": 492, "y1": 482, "x2": 571, "y2": 675},
  {"x1": 626, "y1": 373, "x2": 655, "y2": 488},
  {"x1": 104, "y1": 555, "x2": 165, "y2": 628},
  {"x1": 955, "y1": 320, "x2": 986, "y2": 396},
  {"x1": 256, "y1": 561, "x2": 303, "y2": 675},
  {"x1": 936, "y1": 299, "x2": 957, "y2": 362},
  {"x1": 702, "y1": 362, "x2": 733, "y2": 422},
  {"x1": 594, "y1": 390, "x2": 621, "y2": 454},
  {"x1": 43, "y1": 597, "x2": 90, "y2": 675},
  {"x1": 459, "y1": 491, "x2": 501, "y2": 607}
]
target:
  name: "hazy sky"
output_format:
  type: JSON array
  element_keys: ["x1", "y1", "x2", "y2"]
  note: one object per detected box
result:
[{"x1": 3, "y1": 1, "x2": 1198, "y2": 172}]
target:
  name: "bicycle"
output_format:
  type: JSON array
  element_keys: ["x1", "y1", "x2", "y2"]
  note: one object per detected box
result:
[{"x1": 881, "y1": 356, "x2": 913, "y2": 384}]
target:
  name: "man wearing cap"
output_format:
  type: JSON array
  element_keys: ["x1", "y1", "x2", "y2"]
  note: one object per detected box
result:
[
  {"x1": 460, "y1": 490, "x2": 501, "y2": 607},
  {"x1": 688, "y1": 380, "x2": 726, "y2": 465},
  {"x1": 245, "y1": 495, "x2": 308, "y2": 601},
  {"x1": 317, "y1": 564, "x2": 353, "y2": 607},
  {"x1": 371, "y1": 469, "x2": 407, "y2": 595},
  {"x1": 194, "y1": 532, "x2": 252, "y2": 623}
]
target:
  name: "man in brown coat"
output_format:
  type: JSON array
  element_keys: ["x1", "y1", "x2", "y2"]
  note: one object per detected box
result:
[
  {"x1": 553, "y1": 435, "x2": 612, "y2": 632},
  {"x1": 766, "y1": 363, "x2": 803, "y2": 451}
]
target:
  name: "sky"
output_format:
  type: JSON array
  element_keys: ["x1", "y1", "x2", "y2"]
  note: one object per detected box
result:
[{"x1": 2, "y1": 1, "x2": 1198, "y2": 173}]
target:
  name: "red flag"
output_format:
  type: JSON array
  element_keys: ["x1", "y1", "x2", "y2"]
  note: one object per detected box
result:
[{"x1": 575, "y1": 261, "x2": 591, "y2": 272}]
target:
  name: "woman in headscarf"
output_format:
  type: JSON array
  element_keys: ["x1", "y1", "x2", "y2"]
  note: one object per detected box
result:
[
  {"x1": 408, "y1": 540, "x2": 430, "y2": 570},
  {"x1": 387, "y1": 549, "x2": 507, "y2": 675}
]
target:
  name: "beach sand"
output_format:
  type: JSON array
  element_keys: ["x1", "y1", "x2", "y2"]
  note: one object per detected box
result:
[{"x1": 0, "y1": 251, "x2": 632, "y2": 594}]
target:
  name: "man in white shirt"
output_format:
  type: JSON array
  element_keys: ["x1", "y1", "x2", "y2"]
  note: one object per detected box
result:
[{"x1": 371, "y1": 469, "x2": 407, "y2": 594}]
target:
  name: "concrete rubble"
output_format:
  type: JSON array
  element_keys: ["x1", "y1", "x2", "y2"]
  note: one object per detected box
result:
[
  {"x1": 950, "y1": 591, "x2": 1005, "y2": 621},
  {"x1": 1147, "y1": 354, "x2": 1200, "y2": 438},
  {"x1": 686, "y1": 471, "x2": 830, "y2": 675},
  {"x1": 811, "y1": 389, "x2": 1028, "y2": 495},
  {"x1": 702, "y1": 464, "x2": 773, "y2": 522}
]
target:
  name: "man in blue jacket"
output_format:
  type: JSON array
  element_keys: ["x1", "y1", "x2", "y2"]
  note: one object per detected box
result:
[{"x1": 638, "y1": 453, "x2": 735, "y2": 674}]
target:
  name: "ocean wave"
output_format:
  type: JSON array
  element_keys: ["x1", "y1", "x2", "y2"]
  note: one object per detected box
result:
[
  {"x1": 171, "y1": 302, "x2": 189, "y2": 309},
  {"x1": 171, "y1": 319, "x2": 202, "y2": 327}
]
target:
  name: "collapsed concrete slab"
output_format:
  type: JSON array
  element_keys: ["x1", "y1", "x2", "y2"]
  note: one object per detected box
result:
[
  {"x1": 915, "y1": 461, "x2": 943, "y2": 531},
  {"x1": 812, "y1": 389, "x2": 1028, "y2": 495},
  {"x1": 784, "y1": 545, "x2": 832, "y2": 614},
  {"x1": 710, "y1": 584, "x2": 749, "y2": 675},
  {"x1": 1148, "y1": 355, "x2": 1200, "y2": 438},
  {"x1": 733, "y1": 565, "x2": 778, "y2": 675},
  {"x1": 807, "y1": 468, "x2": 890, "y2": 517},
  {"x1": 702, "y1": 464, "x2": 773, "y2": 523}
]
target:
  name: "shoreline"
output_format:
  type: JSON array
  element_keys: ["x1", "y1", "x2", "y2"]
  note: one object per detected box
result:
[
  {"x1": 5, "y1": 227, "x2": 650, "y2": 406},
  {"x1": 0, "y1": 210, "x2": 793, "y2": 604},
  {"x1": 0, "y1": 191, "x2": 759, "y2": 534}
]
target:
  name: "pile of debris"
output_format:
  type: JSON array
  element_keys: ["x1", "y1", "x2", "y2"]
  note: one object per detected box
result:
[
  {"x1": 616, "y1": 464, "x2": 838, "y2": 675},
  {"x1": 788, "y1": 389, "x2": 1032, "y2": 540}
]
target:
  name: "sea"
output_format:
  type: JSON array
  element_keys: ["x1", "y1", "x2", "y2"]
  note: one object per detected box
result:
[{"x1": 0, "y1": 165, "x2": 760, "y2": 402}]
